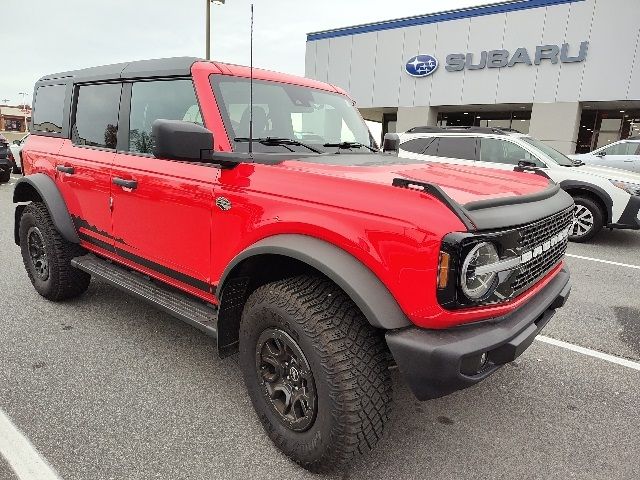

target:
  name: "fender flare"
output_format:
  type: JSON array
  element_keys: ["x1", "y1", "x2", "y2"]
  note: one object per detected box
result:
[
  {"x1": 217, "y1": 234, "x2": 411, "y2": 330},
  {"x1": 559, "y1": 180, "x2": 613, "y2": 223},
  {"x1": 13, "y1": 173, "x2": 79, "y2": 244}
]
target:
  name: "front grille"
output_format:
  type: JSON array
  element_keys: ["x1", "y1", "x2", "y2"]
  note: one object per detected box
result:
[{"x1": 511, "y1": 207, "x2": 573, "y2": 293}]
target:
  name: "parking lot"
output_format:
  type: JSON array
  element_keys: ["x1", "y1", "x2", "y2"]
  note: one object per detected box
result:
[{"x1": 0, "y1": 173, "x2": 638, "y2": 480}]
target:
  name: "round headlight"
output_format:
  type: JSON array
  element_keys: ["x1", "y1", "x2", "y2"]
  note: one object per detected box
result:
[{"x1": 461, "y1": 242, "x2": 500, "y2": 300}]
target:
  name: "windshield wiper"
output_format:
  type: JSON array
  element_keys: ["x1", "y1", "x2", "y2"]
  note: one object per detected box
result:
[
  {"x1": 323, "y1": 141, "x2": 378, "y2": 152},
  {"x1": 234, "y1": 137, "x2": 323, "y2": 154}
]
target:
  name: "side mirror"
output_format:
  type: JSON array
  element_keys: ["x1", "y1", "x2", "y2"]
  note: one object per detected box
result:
[
  {"x1": 382, "y1": 133, "x2": 400, "y2": 153},
  {"x1": 152, "y1": 119, "x2": 215, "y2": 162},
  {"x1": 595, "y1": 151, "x2": 606, "y2": 157},
  {"x1": 517, "y1": 160, "x2": 538, "y2": 168},
  {"x1": 12, "y1": 139, "x2": 20, "y2": 145}
]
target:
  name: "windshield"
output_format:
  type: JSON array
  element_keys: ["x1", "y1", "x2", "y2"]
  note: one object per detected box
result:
[
  {"x1": 521, "y1": 137, "x2": 575, "y2": 167},
  {"x1": 211, "y1": 76, "x2": 376, "y2": 153}
]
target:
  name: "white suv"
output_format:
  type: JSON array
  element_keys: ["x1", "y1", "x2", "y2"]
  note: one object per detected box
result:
[
  {"x1": 397, "y1": 127, "x2": 640, "y2": 242},
  {"x1": 570, "y1": 137, "x2": 640, "y2": 174}
]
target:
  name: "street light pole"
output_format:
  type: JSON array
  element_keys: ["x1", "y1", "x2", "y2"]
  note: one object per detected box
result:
[
  {"x1": 19, "y1": 92, "x2": 28, "y2": 133},
  {"x1": 206, "y1": 0, "x2": 226, "y2": 60}
]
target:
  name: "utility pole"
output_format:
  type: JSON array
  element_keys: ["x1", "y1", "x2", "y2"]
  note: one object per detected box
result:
[
  {"x1": 19, "y1": 92, "x2": 28, "y2": 132},
  {"x1": 206, "y1": 0, "x2": 226, "y2": 60}
]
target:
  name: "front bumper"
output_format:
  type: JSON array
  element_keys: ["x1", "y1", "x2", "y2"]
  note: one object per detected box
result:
[
  {"x1": 609, "y1": 195, "x2": 640, "y2": 230},
  {"x1": 386, "y1": 267, "x2": 571, "y2": 400}
]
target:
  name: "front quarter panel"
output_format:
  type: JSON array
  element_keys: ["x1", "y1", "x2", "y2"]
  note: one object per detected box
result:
[{"x1": 210, "y1": 162, "x2": 467, "y2": 328}]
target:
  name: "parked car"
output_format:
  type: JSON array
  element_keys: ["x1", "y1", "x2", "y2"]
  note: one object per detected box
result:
[
  {"x1": 569, "y1": 137, "x2": 640, "y2": 174},
  {"x1": 15, "y1": 57, "x2": 572, "y2": 472},
  {"x1": 9, "y1": 133, "x2": 29, "y2": 173},
  {"x1": 0, "y1": 134, "x2": 12, "y2": 183},
  {"x1": 398, "y1": 126, "x2": 640, "y2": 242}
]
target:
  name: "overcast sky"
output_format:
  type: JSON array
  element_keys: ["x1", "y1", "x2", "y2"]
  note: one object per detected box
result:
[{"x1": 1, "y1": 0, "x2": 494, "y2": 106}]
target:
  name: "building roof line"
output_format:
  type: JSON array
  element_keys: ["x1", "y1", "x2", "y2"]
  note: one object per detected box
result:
[{"x1": 306, "y1": 0, "x2": 584, "y2": 42}]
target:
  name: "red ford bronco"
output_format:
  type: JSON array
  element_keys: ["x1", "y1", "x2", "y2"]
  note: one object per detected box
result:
[{"x1": 15, "y1": 57, "x2": 572, "y2": 472}]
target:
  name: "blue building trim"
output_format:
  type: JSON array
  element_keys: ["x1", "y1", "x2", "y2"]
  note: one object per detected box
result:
[{"x1": 307, "y1": 0, "x2": 585, "y2": 41}]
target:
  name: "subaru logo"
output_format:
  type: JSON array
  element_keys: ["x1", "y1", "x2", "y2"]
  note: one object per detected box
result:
[{"x1": 405, "y1": 54, "x2": 439, "y2": 77}]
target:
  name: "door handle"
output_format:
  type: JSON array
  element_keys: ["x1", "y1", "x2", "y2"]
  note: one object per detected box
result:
[
  {"x1": 56, "y1": 165, "x2": 75, "y2": 174},
  {"x1": 113, "y1": 177, "x2": 138, "y2": 189}
]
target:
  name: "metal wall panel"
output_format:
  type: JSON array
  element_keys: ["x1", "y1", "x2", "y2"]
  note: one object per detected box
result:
[
  {"x1": 372, "y1": 29, "x2": 405, "y2": 107},
  {"x1": 495, "y1": 9, "x2": 546, "y2": 104},
  {"x1": 430, "y1": 19, "x2": 471, "y2": 106},
  {"x1": 461, "y1": 13, "x2": 506, "y2": 105},
  {"x1": 348, "y1": 32, "x2": 378, "y2": 107},
  {"x1": 397, "y1": 25, "x2": 422, "y2": 107},
  {"x1": 326, "y1": 36, "x2": 354, "y2": 94},
  {"x1": 627, "y1": 27, "x2": 640, "y2": 101},
  {"x1": 533, "y1": 3, "x2": 571, "y2": 103},
  {"x1": 412, "y1": 25, "x2": 439, "y2": 108},
  {"x1": 304, "y1": 41, "x2": 317, "y2": 81},
  {"x1": 555, "y1": 0, "x2": 596, "y2": 101},
  {"x1": 580, "y1": 0, "x2": 639, "y2": 101},
  {"x1": 313, "y1": 40, "x2": 331, "y2": 83}
]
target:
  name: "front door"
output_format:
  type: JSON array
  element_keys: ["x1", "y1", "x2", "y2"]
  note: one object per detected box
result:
[
  {"x1": 56, "y1": 82, "x2": 121, "y2": 249},
  {"x1": 110, "y1": 78, "x2": 216, "y2": 294}
]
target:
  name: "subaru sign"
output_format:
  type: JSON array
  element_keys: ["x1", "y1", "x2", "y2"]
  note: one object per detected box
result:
[{"x1": 405, "y1": 55, "x2": 438, "y2": 77}]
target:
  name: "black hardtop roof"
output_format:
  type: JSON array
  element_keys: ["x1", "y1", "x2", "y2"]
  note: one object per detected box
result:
[{"x1": 37, "y1": 56, "x2": 203, "y2": 84}]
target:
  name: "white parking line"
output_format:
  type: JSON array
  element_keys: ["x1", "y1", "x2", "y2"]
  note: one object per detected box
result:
[
  {"x1": 0, "y1": 409, "x2": 62, "y2": 480},
  {"x1": 536, "y1": 335, "x2": 640, "y2": 371},
  {"x1": 565, "y1": 253, "x2": 640, "y2": 270}
]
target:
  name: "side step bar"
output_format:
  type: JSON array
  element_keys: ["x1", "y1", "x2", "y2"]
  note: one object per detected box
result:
[{"x1": 71, "y1": 254, "x2": 218, "y2": 338}]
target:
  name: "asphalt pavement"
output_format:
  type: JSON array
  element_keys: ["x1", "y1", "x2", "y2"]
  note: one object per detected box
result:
[{"x1": 0, "y1": 174, "x2": 639, "y2": 480}]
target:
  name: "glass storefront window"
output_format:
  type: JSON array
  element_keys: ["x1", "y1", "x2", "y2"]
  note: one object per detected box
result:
[{"x1": 576, "y1": 108, "x2": 640, "y2": 153}]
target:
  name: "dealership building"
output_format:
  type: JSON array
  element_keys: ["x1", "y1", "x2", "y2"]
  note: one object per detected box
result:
[{"x1": 305, "y1": 0, "x2": 640, "y2": 153}]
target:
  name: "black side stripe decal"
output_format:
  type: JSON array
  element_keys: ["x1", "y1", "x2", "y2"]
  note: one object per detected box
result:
[{"x1": 78, "y1": 232, "x2": 213, "y2": 293}]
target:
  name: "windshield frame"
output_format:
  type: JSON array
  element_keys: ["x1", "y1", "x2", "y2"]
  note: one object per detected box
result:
[
  {"x1": 520, "y1": 136, "x2": 575, "y2": 167},
  {"x1": 210, "y1": 74, "x2": 377, "y2": 154}
]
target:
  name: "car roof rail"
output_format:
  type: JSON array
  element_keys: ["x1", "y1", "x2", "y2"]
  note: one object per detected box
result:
[{"x1": 405, "y1": 126, "x2": 509, "y2": 135}]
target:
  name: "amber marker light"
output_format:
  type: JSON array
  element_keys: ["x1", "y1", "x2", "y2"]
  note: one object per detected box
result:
[{"x1": 438, "y1": 252, "x2": 451, "y2": 289}]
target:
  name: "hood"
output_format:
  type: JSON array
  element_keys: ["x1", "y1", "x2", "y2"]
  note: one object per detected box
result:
[
  {"x1": 280, "y1": 154, "x2": 552, "y2": 206},
  {"x1": 572, "y1": 163, "x2": 640, "y2": 183}
]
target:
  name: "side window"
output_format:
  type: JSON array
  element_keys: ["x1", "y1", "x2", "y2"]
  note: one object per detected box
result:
[
  {"x1": 128, "y1": 79, "x2": 202, "y2": 154},
  {"x1": 479, "y1": 138, "x2": 542, "y2": 166},
  {"x1": 400, "y1": 138, "x2": 433, "y2": 154},
  {"x1": 436, "y1": 137, "x2": 477, "y2": 160},
  {"x1": 600, "y1": 143, "x2": 625, "y2": 155},
  {"x1": 32, "y1": 84, "x2": 66, "y2": 133},
  {"x1": 72, "y1": 83, "x2": 121, "y2": 149},
  {"x1": 423, "y1": 137, "x2": 440, "y2": 156}
]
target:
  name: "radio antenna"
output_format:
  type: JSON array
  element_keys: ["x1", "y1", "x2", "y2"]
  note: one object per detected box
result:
[{"x1": 248, "y1": 3, "x2": 254, "y2": 157}]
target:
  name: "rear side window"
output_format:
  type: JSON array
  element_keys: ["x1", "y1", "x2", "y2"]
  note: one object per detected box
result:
[
  {"x1": 128, "y1": 79, "x2": 202, "y2": 154},
  {"x1": 601, "y1": 142, "x2": 640, "y2": 155},
  {"x1": 400, "y1": 138, "x2": 433, "y2": 154},
  {"x1": 32, "y1": 84, "x2": 66, "y2": 133},
  {"x1": 72, "y1": 83, "x2": 122, "y2": 149},
  {"x1": 436, "y1": 137, "x2": 477, "y2": 160},
  {"x1": 480, "y1": 138, "x2": 542, "y2": 166}
]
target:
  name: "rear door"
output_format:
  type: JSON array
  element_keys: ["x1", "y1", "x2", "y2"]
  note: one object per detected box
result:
[
  {"x1": 399, "y1": 136, "x2": 478, "y2": 167},
  {"x1": 594, "y1": 142, "x2": 640, "y2": 172},
  {"x1": 475, "y1": 137, "x2": 545, "y2": 171},
  {"x1": 110, "y1": 78, "x2": 215, "y2": 293},
  {"x1": 56, "y1": 82, "x2": 121, "y2": 249}
]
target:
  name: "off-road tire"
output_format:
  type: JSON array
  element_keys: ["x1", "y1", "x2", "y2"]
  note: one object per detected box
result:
[
  {"x1": 0, "y1": 169, "x2": 10, "y2": 183},
  {"x1": 19, "y1": 202, "x2": 90, "y2": 300},
  {"x1": 569, "y1": 195, "x2": 604, "y2": 242},
  {"x1": 239, "y1": 275, "x2": 392, "y2": 473}
]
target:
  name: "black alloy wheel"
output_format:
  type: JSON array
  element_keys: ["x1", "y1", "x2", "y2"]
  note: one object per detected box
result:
[
  {"x1": 27, "y1": 226, "x2": 49, "y2": 281},
  {"x1": 256, "y1": 328, "x2": 317, "y2": 432}
]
